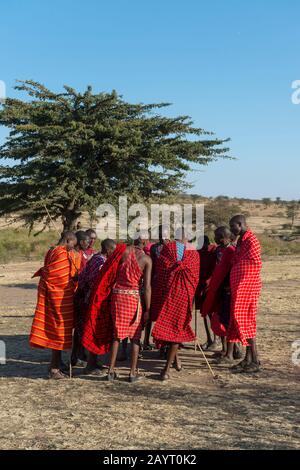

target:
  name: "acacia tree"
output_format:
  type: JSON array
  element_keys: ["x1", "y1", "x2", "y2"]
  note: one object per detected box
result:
[{"x1": 0, "y1": 80, "x2": 230, "y2": 231}]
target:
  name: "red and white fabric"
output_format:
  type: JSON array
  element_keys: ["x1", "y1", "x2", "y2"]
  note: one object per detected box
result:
[
  {"x1": 227, "y1": 230, "x2": 262, "y2": 346},
  {"x1": 111, "y1": 247, "x2": 144, "y2": 341},
  {"x1": 152, "y1": 241, "x2": 200, "y2": 345}
]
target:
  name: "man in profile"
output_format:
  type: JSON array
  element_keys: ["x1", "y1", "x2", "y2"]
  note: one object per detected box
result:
[
  {"x1": 29, "y1": 231, "x2": 80, "y2": 379},
  {"x1": 227, "y1": 215, "x2": 262, "y2": 373}
]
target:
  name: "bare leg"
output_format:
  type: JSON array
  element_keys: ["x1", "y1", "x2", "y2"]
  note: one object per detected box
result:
[
  {"x1": 226, "y1": 341, "x2": 234, "y2": 360},
  {"x1": 86, "y1": 352, "x2": 98, "y2": 369},
  {"x1": 143, "y1": 321, "x2": 152, "y2": 348},
  {"x1": 233, "y1": 342, "x2": 243, "y2": 359},
  {"x1": 247, "y1": 338, "x2": 259, "y2": 364},
  {"x1": 218, "y1": 341, "x2": 235, "y2": 363},
  {"x1": 50, "y1": 350, "x2": 61, "y2": 369},
  {"x1": 231, "y1": 343, "x2": 252, "y2": 371},
  {"x1": 202, "y1": 317, "x2": 214, "y2": 347},
  {"x1": 221, "y1": 336, "x2": 227, "y2": 355},
  {"x1": 130, "y1": 340, "x2": 140, "y2": 376},
  {"x1": 173, "y1": 352, "x2": 182, "y2": 371},
  {"x1": 48, "y1": 350, "x2": 69, "y2": 379},
  {"x1": 108, "y1": 339, "x2": 120, "y2": 373},
  {"x1": 161, "y1": 343, "x2": 179, "y2": 379}
]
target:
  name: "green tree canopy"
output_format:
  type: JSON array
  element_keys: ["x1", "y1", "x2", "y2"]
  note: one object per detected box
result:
[{"x1": 0, "y1": 80, "x2": 230, "y2": 231}]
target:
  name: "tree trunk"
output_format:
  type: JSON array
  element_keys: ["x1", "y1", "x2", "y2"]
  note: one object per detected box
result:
[{"x1": 62, "y1": 210, "x2": 81, "y2": 232}]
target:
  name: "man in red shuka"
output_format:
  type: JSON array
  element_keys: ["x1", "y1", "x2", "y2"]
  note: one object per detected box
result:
[
  {"x1": 195, "y1": 235, "x2": 218, "y2": 350},
  {"x1": 107, "y1": 238, "x2": 152, "y2": 382},
  {"x1": 228, "y1": 215, "x2": 262, "y2": 374},
  {"x1": 152, "y1": 229, "x2": 200, "y2": 381},
  {"x1": 202, "y1": 226, "x2": 242, "y2": 362}
]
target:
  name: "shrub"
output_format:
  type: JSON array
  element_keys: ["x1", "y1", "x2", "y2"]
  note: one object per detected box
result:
[{"x1": 0, "y1": 229, "x2": 57, "y2": 263}]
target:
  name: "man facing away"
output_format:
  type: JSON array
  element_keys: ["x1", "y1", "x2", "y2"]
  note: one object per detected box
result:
[
  {"x1": 152, "y1": 229, "x2": 200, "y2": 381},
  {"x1": 227, "y1": 215, "x2": 262, "y2": 373},
  {"x1": 143, "y1": 224, "x2": 170, "y2": 351},
  {"x1": 29, "y1": 231, "x2": 81, "y2": 379},
  {"x1": 107, "y1": 238, "x2": 152, "y2": 382}
]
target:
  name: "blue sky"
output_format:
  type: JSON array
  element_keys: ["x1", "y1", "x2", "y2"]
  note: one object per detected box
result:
[{"x1": 0, "y1": 0, "x2": 299, "y2": 200}]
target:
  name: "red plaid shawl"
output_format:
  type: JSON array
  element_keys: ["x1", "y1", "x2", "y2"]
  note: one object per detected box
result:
[
  {"x1": 152, "y1": 241, "x2": 200, "y2": 344},
  {"x1": 202, "y1": 245, "x2": 236, "y2": 336},
  {"x1": 227, "y1": 230, "x2": 262, "y2": 346},
  {"x1": 81, "y1": 243, "x2": 127, "y2": 354},
  {"x1": 195, "y1": 244, "x2": 217, "y2": 310}
]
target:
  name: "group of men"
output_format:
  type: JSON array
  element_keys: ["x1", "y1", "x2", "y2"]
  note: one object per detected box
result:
[{"x1": 29, "y1": 214, "x2": 262, "y2": 382}]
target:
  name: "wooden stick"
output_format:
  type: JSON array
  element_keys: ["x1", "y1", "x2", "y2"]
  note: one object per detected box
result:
[
  {"x1": 195, "y1": 338, "x2": 217, "y2": 379},
  {"x1": 42, "y1": 202, "x2": 60, "y2": 235},
  {"x1": 194, "y1": 304, "x2": 197, "y2": 352}
]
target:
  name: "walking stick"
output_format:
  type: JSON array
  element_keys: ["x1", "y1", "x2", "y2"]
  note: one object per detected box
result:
[
  {"x1": 194, "y1": 303, "x2": 197, "y2": 352},
  {"x1": 69, "y1": 330, "x2": 73, "y2": 379},
  {"x1": 195, "y1": 338, "x2": 217, "y2": 379}
]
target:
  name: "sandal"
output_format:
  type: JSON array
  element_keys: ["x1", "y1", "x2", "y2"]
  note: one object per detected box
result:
[
  {"x1": 129, "y1": 373, "x2": 144, "y2": 383},
  {"x1": 83, "y1": 365, "x2": 104, "y2": 376},
  {"x1": 107, "y1": 371, "x2": 119, "y2": 382},
  {"x1": 231, "y1": 360, "x2": 248, "y2": 373},
  {"x1": 241, "y1": 361, "x2": 261, "y2": 374},
  {"x1": 160, "y1": 369, "x2": 170, "y2": 381},
  {"x1": 172, "y1": 360, "x2": 183, "y2": 372},
  {"x1": 48, "y1": 369, "x2": 69, "y2": 380},
  {"x1": 216, "y1": 356, "x2": 235, "y2": 365}
]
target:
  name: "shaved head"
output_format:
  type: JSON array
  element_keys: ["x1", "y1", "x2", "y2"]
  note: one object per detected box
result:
[
  {"x1": 214, "y1": 226, "x2": 232, "y2": 246},
  {"x1": 230, "y1": 215, "x2": 247, "y2": 226},
  {"x1": 59, "y1": 231, "x2": 77, "y2": 250},
  {"x1": 215, "y1": 226, "x2": 231, "y2": 238},
  {"x1": 101, "y1": 238, "x2": 116, "y2": 254},
  {"x1": 60, "y1": 231, "x2": 76, "y2": 242}
]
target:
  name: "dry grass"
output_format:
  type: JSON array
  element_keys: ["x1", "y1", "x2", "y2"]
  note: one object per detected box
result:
[{"x1": 0, "y1": 257, "x2": 299, "y2": 450}]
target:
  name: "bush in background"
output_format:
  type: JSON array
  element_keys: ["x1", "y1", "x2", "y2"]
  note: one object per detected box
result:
[{"x1": 0, "y1": 229, "x2": 57, "y2": 263}]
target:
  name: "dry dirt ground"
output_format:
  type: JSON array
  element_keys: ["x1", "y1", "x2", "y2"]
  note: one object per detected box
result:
[{"x1": 0, "y1": 257, "x2": 299, "y2": 450}]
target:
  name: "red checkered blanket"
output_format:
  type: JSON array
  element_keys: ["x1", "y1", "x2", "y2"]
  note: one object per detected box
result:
[
  {"x1": 152, "y1": 241, "x2": 200, "y2": 344},
  {"x1": 202, "y1": 245, "x2": 236, "y2": 336},
  {"x1": 81, "y1": 243, "x2": 127, "y2": 354},
  {"x1": 227, "y1": 230, "x2": 262, "y2": 346}
]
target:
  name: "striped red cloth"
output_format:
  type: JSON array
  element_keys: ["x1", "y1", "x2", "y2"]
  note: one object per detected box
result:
[
  {"x1": 81, "y1": 243, "x2": 127, "y2": 354},
  {"x1": 111, "y1": 248, "x2": 144, "y2": 341},
  {"x1": 227, "y1": 230, "x2": 262, "y2": 346},
  {"x1": 29, "y1": 246, "x2": 80, "y2": 351},
  {"x1": 152, "y1": 241, "x2": 200, "y2": 344}
]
